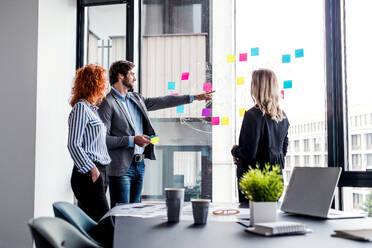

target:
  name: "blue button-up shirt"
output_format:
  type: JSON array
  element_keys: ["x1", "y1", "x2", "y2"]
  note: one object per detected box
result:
[
  {"x1": 112, "y1": 88, "x2": 194, "y2": 155},
  {"x1": 112, "y1": 88, "x2": 145, "y2": 155}
]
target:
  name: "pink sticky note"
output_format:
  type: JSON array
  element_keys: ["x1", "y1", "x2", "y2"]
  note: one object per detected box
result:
[
  {"x1": 239, "y1": 53, "x2": 248, "y2": 62},
  {"x1": 203, "y1": 82, "x2": 212, "y2": 92},
  {"x1": 181, "y1": 72, "x2": 190, "y2": 80},
  {"x1": 202, "y1": 108, "x2": 211, "y2": 117},
  {"x1": 211, "y1": 117, "x2": 220, "y2": 125},
  {"x1": 172, "y1": 93, "x2": 179, "y2": 96},
  {"x1": 280, "y1": 90, "x2": 284, "y2": 99}
]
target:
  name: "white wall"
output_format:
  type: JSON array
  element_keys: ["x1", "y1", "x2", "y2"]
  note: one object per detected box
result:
[
  {"x1": 0, "y1": 0, "x2": 76, "y2": 247},
  {"x1": 34, "y1": 0, "x2": 76, "y2": 217}
]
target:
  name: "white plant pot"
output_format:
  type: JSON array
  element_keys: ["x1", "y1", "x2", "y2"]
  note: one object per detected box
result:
[{"x1": 250, "y1": 201, "x2": 277, "y2": 226}]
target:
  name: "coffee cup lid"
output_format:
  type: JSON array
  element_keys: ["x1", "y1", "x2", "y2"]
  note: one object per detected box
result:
[
  {"x1": 191, "y1": 199, "x2": 211, "y2": 202},
  {"x1": 165, "y1": 188, "x2": 185, "y2": 191}
]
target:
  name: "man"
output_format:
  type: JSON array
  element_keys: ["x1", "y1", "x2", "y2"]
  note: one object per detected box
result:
[{"x1": 98, "y1": 60, "x2": 214, "y2": 207}]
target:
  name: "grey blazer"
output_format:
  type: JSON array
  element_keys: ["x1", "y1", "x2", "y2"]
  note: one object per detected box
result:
[{"x1": 98, "y1": 90, "x2": 191, "y2": 177}]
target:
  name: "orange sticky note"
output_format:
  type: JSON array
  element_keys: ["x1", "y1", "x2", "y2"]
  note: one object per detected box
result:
[
  {"x1": 239, "y1": 108, "x2": 247, "y2": 117},
  {"x1": 237, "y1": 77, "x2": 245, "y2": 85},
  {"x1": 221, "y1": 117, "x2": 229, "y2": 126},
  {"x1": 227, "y1": 54, "x2": 235, "y2": 63}
]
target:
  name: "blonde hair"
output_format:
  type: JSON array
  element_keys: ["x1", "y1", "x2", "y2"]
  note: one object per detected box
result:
[{"x1": 250, "y1": 69, "x2": 284, "y2": 122}]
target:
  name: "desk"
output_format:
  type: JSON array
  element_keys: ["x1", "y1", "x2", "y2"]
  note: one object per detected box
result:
[{"x1": 114, "y1": 213, "x2": 372, "y2": 248}]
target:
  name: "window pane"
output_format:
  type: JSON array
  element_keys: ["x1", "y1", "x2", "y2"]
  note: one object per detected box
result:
[
  {"x1": 343, "y1": 187, "x2": 371, "y2": 216},
  {"x1": 345, "y1": 0, "x2": 372, "y2": 172},
  {"x1": 236, "y1": 0, "x2": 327, "y2": 190},
  {"x1": 142, "y1": 1, "x2": 203, "y2": 35},
  {"x1": 86, "y1": 4, "x2": 126, "y2": 73},
  {"x1": 141, "y1": 0, "x2": 211, "y2": 201}
]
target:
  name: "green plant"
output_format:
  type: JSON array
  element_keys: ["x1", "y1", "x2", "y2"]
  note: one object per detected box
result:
[
  {"x1": 239, "y1": 164, "x2": 283, "y2": 202},
  {"x1": 362, "y1": 192, "x2": 372, "y2": 217}
]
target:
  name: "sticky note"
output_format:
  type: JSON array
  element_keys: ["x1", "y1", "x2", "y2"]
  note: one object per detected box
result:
[
  {"x1": 280, "y1": 90, "x2": 285, "y2": 99},
  {"x1": 211, "y1": 117, "x2": 220, "y2": 125},
  {"x1": 149, "y1": 135, "x2": 159, "y2": 145},
  {"x1": 202, "y1": 108, "x2": 211, "y2": 117},
  {"x1": 172, "y1": 93, "x2": 179, "y2": 96},
  {"x1": 176, "y1": 105, "x2": 184, "y2": 113},
  {"x1": 181, "y1": 72, "x2": 189, "y2": 80},
  {"x1": 227, "y1": 54, "x2": 235, "y2": 63},
  {"x1": 282, "y1": 54, "x2": 291, "y2": 63},
  {"x1": 239, "y1": 108, "x2": 247, "y2": 117},
  {"x1": 295, "y1": 48, "x2": 304, "y2": 58},
  {"x1": 251, "y1": 47, "x2": 259, "y2": 56},
  {"x1": 237, "y1": 77, "x2": 245, "y2": 85},
  {"x1": 283, "y1": 80, "x2": 292, "y2": 89},
  {"x1": 239, "y1": 53, "x2": 248, "y2": 62},
  {"x1": 221, "y1": 117, "x2": 229, "y2": 126},
  {"x1": 203, "y1": 82, "x2": 212, "y2": 92},
  {"x1": 168, "y1": 81, "x2": 176, "y2": 90}
]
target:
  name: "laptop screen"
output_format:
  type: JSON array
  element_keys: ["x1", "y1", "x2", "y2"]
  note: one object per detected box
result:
[{"x1": 280, "y1": 167, "x2": 341, "y2": 218}]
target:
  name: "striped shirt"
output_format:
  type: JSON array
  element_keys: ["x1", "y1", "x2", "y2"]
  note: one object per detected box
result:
[{"x1": 67, "y1": 99, "x2": 111, "y2": 173}]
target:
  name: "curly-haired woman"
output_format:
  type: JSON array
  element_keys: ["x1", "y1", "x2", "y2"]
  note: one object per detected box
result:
[{"x1": 67, "y1": 64, "x2": 113, "y2": 246}]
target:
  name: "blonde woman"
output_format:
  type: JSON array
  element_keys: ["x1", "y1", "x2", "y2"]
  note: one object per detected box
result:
[{"x1": 231, "y1": 69, "x2": 289, "y2": 203}]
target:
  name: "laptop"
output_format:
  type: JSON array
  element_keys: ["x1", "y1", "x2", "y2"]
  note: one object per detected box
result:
[{"x1": 281, "y1": 167, "x2": 366, "y2": 219}]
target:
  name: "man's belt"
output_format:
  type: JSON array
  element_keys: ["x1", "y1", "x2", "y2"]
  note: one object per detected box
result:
[{"x1": 133, "y1": 154, "x2": 144, "y2": 162}]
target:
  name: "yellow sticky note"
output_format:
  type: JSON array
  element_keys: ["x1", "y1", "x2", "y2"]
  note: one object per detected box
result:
[
  {"x1": 237, "y1": 77, "x2": 245, "y2": 85},
  {"x1": 239, "y1": 108, "x2": 247, "y2": 117},
  {"x1": 150, "y1": 136, "x2": 160, "y2": 145},
  {"x1": 227, "y1": 54, "x2": 235, "y2": 63},
  {"x1": 221, "y1": 117, "x2": 229, "y2": 126}
]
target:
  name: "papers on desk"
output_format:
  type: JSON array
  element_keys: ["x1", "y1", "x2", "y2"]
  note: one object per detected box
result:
[
  {"x1": 101, "y1": 203, "x2": 167, "y2": 221},
  {"x1": 101, "y1": 202, "x2": 250, "y2": 224}
]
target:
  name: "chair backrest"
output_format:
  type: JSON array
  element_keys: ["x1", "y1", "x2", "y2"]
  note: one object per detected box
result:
[
  {"x1": 28, "y1": 217, "x2": 103, "y2": 248},
  {"x1": 52, "y1": 201, "x2": 101, "y2": 246}
]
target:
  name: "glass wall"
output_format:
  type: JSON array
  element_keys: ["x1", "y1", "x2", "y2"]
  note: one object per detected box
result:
[
  {"x1": 77, "y1": 0, "x2": 372, "y2": 207},
  {"x1": 236, "y1": 0, "x2": 327, "y2": 192},
  {"x1": 140, "y1": 0, "x2": 212, "y2": 201}
]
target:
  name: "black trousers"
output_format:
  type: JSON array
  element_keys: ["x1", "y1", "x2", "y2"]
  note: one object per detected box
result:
[{"x1": 71, "y1": 164, "x2": 114, "y2": 247}]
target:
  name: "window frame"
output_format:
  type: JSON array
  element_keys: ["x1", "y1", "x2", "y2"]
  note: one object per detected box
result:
[
  {"x1": 76, "y1": 0, "x2": 133, "y2": 70},
  {"x1": 326, "y1": 0, "x2": 372, "y2": 210}
]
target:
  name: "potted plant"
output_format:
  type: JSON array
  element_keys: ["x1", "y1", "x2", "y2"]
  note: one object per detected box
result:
[{"x1": 239, "y1": 164, "x2": 283, "y2": 226}]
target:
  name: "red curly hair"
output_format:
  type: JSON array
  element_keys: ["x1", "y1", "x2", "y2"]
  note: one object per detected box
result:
[{"x1": 70, "y1": 64, "x2": 107, "y2": 107}]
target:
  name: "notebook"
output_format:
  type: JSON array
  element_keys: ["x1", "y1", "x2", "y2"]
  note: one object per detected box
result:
[
  {"x1": 332, "y1": 229, "x2": 372, "y2": 242},
  {"x1": 245, "y1": 221, "x2": 311, "y2": 236}
]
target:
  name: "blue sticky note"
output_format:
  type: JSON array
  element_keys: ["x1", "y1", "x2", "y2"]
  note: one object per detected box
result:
[
  {"x1": 282, "y1": 54, "x2": 291, "y2": 63},
  {"x1": 176, "y1": 105, "x2": 184, "y2": 114},
  {"x1": 283, "y1": 80, "x2": 292, "y2": 89},
  {"x1": 168, "y1": 81, "x2": 176, "y2": 90},
  {"x1": 251, "y1": 47, "x2": 259, "y2": 56},
  {"x1": 295, "y1": 48, "x2": 304, "y2": 58}
]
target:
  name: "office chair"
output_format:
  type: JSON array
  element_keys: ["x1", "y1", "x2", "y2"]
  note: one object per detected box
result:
[
  {"x1": 28, "y1": 217, "x2": 102, "y2": 248},
  {"x1": 52, "y1": 201, "x2": 104, "y2": 247}
]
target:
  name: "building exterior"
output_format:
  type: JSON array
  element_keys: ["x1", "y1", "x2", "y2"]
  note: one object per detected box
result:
[{"x1": 286, "y1": 105, "x2": 372, "y2": 213}]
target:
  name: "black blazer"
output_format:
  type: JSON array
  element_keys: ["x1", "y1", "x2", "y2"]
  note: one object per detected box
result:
[{"x1": 231, "y1": 106, "x2": 289, "y2": 172}]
